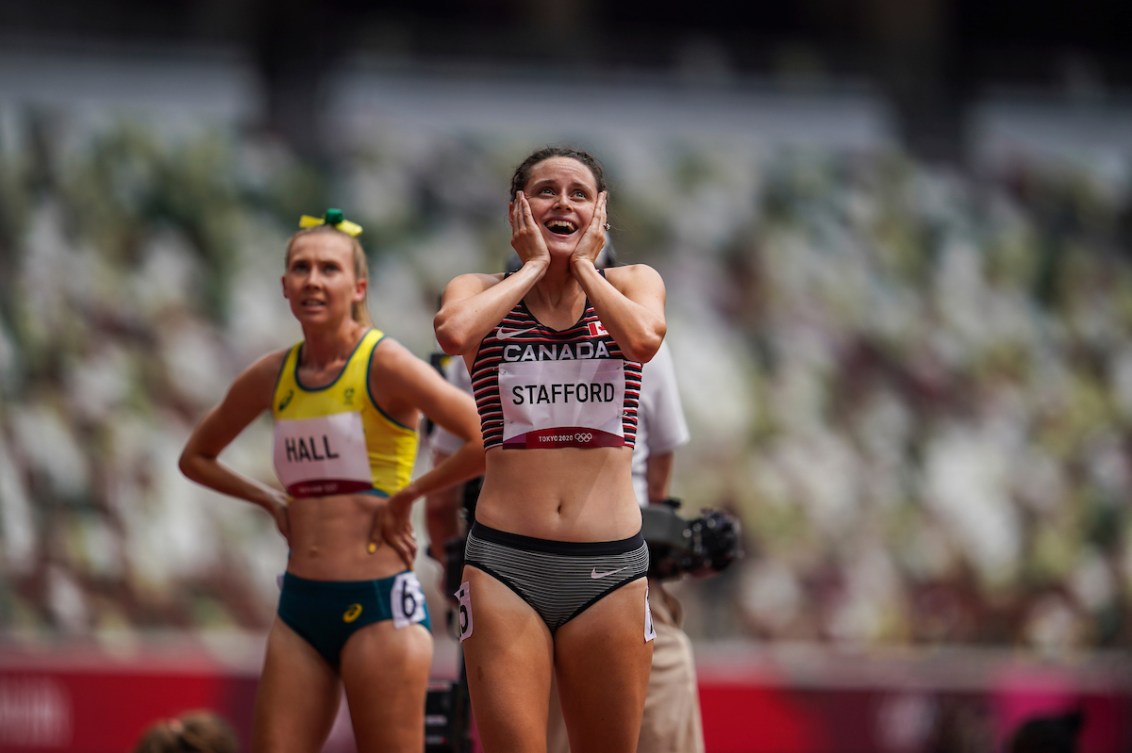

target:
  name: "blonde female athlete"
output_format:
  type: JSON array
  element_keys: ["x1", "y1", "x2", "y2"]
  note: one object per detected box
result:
[
  {"x1": 179, "y1": 210, "x2": 485, "y2": 753},
  {"x1": 433, "y1": 147, "x2": 667, "y2": 753}
]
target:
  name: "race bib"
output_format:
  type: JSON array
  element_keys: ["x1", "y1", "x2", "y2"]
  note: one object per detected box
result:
[
  {"x1": 392, "y1": 572, "x2": 428, "y2": 628},
  {"x1": 499, "y1": 359, "x2": 626, "y2": 448},
  {"x1": 273, "y1": 412, "x2": 372, "y2": 497},
  {"x1": 644, "y1": 584, "x2": 656, "y2": 642},
  {"x1": 455, "y1": 581, "x2": 473, "y2": 642}
]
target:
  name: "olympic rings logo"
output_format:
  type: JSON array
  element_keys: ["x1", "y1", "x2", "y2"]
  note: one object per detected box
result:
[{"x1": 575, "y1": 432, "x2": 593, "y2": 442}]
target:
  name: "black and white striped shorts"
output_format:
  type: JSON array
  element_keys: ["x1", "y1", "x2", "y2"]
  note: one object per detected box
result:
[{"x1": 463, "y1": 521, "x2": 648, "y2": 634}]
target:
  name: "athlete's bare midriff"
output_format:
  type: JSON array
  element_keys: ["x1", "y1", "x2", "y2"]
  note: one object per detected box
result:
[
  {"x1": 474, "y1": 445, "x2": 642, "y2": 542},
  {"x1": 284, "y1": 494, "x2": 407, "y2": 580}
]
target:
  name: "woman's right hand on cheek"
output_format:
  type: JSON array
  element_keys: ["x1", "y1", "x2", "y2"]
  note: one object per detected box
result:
[{"x1": 510, "y1": 191, "x2": 550, "y2": 268}]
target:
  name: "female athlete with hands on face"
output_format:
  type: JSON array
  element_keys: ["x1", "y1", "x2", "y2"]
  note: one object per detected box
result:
[
  {"x1": 434, "y1": 146, "x2": 668, "y2": 753},
  {"x1": 179, "y1": 210, "x2": 484, "y2": 753}
]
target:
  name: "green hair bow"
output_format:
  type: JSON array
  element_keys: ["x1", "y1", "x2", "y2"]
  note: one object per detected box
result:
[{"x1": 298, "y1": 208, "x2": 363, "y2": 237}]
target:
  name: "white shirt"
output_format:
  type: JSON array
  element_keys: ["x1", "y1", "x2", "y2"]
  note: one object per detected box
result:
[{"x1": 630, "y1": 340, "x2": 690, "y2": 506}]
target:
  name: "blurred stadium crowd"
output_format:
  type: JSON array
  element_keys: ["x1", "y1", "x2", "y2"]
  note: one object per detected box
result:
[{"x1": 0, "y1": 97, "x2": 1129, "y2": 664}]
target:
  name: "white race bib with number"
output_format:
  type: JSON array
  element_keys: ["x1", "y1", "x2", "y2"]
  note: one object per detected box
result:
[
  {"x1": 455, "y1": 581, "x2": 473, "y2": 642},
  {"x1": 392, "y1": 572, "x2": 428, "y2": 628},
  {"x1": 644, "y1": 584, "x2": 656, "y2": 643}
]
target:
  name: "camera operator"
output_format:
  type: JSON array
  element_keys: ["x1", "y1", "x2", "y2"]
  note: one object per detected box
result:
[
  {"x1": 421, "y1": 352, "x2": 480, "y2": 753},
  {"x1": 423, "y1": 352, "x2": 478, "y2": 576}
]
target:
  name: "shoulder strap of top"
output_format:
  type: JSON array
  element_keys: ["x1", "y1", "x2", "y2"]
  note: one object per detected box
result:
[{"x1": 273, "y1": 340, "x2": 303, "y2": 392}]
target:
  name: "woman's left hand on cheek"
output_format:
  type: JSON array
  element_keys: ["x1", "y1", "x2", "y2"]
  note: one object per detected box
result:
[{"x1": 571, "y1": 191, "x2": 608, "y2": 268}]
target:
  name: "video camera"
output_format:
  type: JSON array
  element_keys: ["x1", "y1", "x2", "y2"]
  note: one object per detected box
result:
[{"x1": 641, "y1": 498, "x2": 742, "y2": 581}]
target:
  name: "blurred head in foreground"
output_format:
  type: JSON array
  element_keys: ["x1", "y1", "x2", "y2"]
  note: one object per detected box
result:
[
  {"x1": 132, "y1": 709, "x2": 240, "y2": 753},
  {"x1": 1006, "y1": 708, "x2": 1083, "y2": 753}
]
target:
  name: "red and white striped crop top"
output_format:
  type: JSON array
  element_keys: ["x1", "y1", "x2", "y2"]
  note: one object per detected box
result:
[{"x1": 470, "y1": 292, "x2": 642, "y2": 450}]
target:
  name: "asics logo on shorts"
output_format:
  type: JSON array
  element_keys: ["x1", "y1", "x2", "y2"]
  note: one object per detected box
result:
[
  {"x1": 591, "y1": 566, "x2": 627, "y2": 579},
  {"x1": 342, "y1": 603, "x2": 363, "y2": 623}
]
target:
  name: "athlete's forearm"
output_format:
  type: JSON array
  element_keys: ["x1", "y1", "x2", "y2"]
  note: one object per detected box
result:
[
  {"x1": 571, "y1": 260, "x2": 666, "y2": 363},
  {"x1": 400, "y1": 439, "x2": 485, "y2": 508},
  {"x1": 179, "y1": 455, "x2": 285, "y2": 515},
  {"x1": 435, "y1": 264, "x2": 547, "y2": 355}
]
